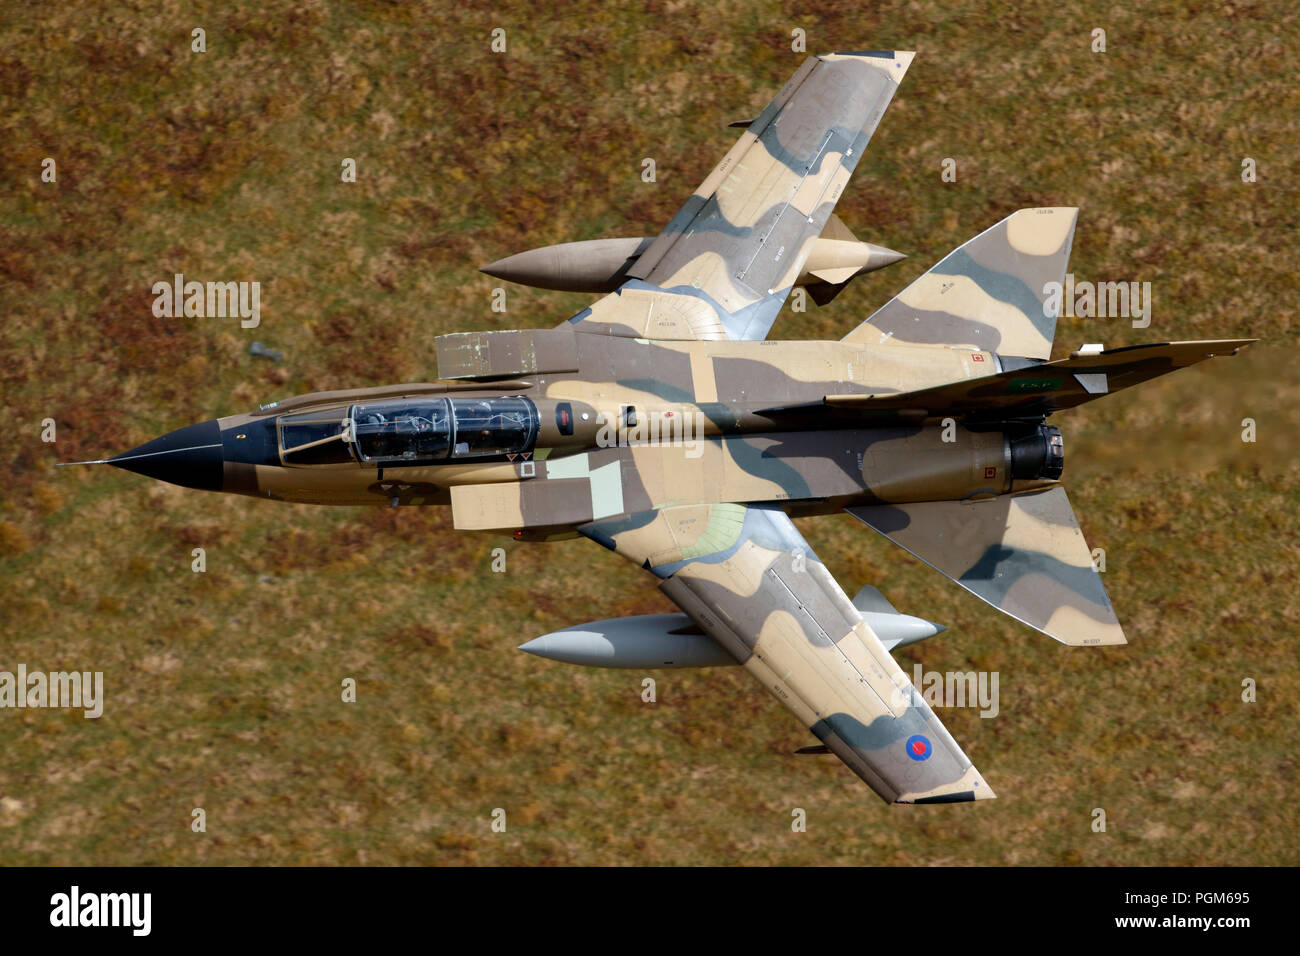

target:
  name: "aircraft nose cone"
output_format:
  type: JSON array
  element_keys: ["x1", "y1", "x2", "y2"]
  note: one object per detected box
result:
[{"x1": 109, "y1": 419, "x2": 224, "y2": 491}]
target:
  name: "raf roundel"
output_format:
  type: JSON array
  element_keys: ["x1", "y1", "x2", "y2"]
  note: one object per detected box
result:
[{"x1": 905, "y1": 734, "x2": 933, "y2": 761}]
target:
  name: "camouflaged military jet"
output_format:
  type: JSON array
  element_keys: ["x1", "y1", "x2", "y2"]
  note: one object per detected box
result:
[{"x1": 67, "y1": 51, "x2": 1252, "y2": 804}]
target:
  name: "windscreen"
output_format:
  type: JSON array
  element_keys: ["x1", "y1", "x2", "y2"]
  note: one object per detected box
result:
[{"x1": 278, "y1": 409, "x2": 355, "y2": 465}]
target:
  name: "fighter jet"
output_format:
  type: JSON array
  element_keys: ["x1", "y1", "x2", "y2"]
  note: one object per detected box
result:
[{"x1": 66, "y1": 51, "x2": 1252, "y2": 804}]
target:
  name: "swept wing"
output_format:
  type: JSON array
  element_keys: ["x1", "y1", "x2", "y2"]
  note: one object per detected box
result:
[
  {"x1": 565, "y1": 51, "x2": 914, "y2": 342},
  {"x1": 579, "y1": 502, "x2": 994, "y2": 803}
]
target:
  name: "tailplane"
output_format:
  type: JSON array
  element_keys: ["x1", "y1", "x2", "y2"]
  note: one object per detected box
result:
[
  {"x1": 848, "y1": 486, "x2": 1124, "y2": 646},
  {"x1": 842, "y1": 207, "x2": 1077, "y2": 360}
]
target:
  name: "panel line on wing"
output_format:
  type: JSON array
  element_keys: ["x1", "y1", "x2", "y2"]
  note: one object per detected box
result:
[
  {"x1": 764, "y1": 564, "x2": 892, "y2": 713},
  {"x1": 737, "y1": 130, "x2": 835, "y2": 283}
]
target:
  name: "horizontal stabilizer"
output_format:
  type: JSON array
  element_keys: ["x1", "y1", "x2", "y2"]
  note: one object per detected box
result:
[
  {"x1": 821, "y1": 339, "x2": 1255, "y2": 424},
  {"x1": 847, "y1": 486, "x2": 1125, "y2": 646},
  {"x1": 842, "y1": 207, "x2": 1078, "y2": 358}
]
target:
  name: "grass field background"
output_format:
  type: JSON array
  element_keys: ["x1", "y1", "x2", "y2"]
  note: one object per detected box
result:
[{"x1": 1, "y1": 1, "x2": 1297, "y2": 864}]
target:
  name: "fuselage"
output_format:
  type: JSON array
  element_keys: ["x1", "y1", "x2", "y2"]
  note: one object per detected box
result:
[{"x1": 110, "y1": 333, "x2": 1062, "y2": 534}]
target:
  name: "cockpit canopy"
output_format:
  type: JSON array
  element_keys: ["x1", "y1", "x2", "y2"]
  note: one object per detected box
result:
[
  {"x1": 351, "y1": 399, "x2": 452, "y2": 461},
  {"x1": 277, "y1": 396, "x2": 539, "y2": 467}
]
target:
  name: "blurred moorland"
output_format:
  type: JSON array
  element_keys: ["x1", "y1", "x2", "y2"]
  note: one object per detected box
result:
[{"x1": 0, "y1": 1, "x2": 1297, "y2": 864}]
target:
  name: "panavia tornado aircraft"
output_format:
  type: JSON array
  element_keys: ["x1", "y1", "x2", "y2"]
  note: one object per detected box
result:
[{"x1": 67, "y1": 51, "x2": 1252, "y2": 804}]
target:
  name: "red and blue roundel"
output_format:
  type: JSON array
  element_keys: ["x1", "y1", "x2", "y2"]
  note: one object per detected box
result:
[{"x1": 905, "y1": 734, "x2": 932, "y2": 761}]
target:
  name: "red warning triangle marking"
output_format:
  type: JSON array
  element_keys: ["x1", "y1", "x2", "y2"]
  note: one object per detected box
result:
[
  {"x1": 507, "y1": 453, "x2": 517, "y2": 461},
  {"x1": 522, "y1": 451, "x2": 532, "y2": 460}
]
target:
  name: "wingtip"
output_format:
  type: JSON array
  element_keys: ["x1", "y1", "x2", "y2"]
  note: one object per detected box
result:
[
  {"x1": 895, "y1": 766, "x2": 995, "y2": 804},
  {"x1": 1009, "y1": 205, "x2": 1079, "y2": 219},
  {"x1": 827, "y1": 50, "x2": 916, "y2": 76}
]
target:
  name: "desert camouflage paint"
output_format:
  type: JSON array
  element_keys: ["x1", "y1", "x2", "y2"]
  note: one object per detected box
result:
[{"x1": 80, "y1": 51, "x2": 1253, "y2": 803}]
